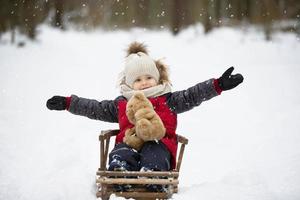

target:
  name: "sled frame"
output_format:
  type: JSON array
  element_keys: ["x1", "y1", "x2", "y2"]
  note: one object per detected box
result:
[{"x1": 96, "y1": 129, "x2": 188, "y2": 200}]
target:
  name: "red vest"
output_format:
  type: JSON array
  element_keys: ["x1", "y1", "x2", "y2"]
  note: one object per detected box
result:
[{"x1": 116, "y1": 95, "x2": 178, "y2": 169}]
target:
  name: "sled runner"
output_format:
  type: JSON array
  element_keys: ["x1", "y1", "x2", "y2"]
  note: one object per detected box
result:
[{"x1": 96, "y1": 129, "x2": 188, "y2": 200}]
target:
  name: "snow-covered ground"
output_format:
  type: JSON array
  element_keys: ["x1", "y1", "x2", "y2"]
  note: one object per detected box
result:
[{"x1": 0, "y1": 25, "x2": 300, "y2": 200}]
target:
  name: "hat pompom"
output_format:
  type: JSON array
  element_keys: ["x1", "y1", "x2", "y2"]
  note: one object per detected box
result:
[
  {"x1": 155, "y1": 59, "x2": 171, "y2": 84},
  {"x1": 127, "y1": 42, "x2": 148, "y2": 56}
]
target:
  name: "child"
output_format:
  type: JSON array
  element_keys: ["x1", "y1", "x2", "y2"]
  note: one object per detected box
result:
[{"x1": 46, "y1": 42, "x2": 243, "y2": 192}]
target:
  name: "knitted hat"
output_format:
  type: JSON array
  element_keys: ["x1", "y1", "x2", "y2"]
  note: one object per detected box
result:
[{"x1": 124, "y1": 52, "x2": 160, "y2": 87}]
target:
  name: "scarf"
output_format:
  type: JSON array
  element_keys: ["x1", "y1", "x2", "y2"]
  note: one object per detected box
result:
[{"x1": 120, "y1": 83, "x2": 172, "y2": 100}]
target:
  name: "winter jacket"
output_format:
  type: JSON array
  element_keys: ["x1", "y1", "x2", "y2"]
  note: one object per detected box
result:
[{"x1": 68, "y1": 78, "x2": 221, "y2": 169}]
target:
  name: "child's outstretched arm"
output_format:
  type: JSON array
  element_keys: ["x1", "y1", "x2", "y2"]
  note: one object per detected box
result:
[
  {"x1": 46, "y1": 95, "x2": 120, "y2": 123},
  {"x1": 167, "y1": 67, "x2": 243, "y2": 114}
]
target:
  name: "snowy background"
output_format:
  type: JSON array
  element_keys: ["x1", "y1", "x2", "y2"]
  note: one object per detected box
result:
[{"x1": 1, "y1": 24, "x2": 300, "y2": 200}]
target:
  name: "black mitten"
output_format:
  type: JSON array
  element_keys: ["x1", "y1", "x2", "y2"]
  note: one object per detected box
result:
[
  {"x1": 46, "y1": 96, "x2": 67, "y2": 110},
  {"x1": 218, "y1": 67, "x2": 244, "y2": 91}
]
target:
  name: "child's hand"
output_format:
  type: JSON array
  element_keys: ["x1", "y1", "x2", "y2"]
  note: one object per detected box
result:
[
  {"x1": 218, "y1": 67, "x2": 244, "y2": 91},
  {"x1": 46, "y1": 96, "x2": 67, "y2": 110}
]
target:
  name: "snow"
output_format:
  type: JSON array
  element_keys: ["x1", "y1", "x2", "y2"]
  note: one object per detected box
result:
[{"x1": 1, "y1": 25, "x2": 300, "y2": 200}]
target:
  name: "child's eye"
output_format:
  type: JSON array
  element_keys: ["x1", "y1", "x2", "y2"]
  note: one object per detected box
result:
[
  {"x1": 135, "y1": 78, "x2": 141, "y2": 82},
  {"x1": 147, "y1": 76, "x2": 152, "y2": 80}
]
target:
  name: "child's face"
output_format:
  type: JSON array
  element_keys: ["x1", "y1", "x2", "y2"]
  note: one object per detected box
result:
[{"x1": 132, "y1": 75, "x2": 158, "y2": 90}]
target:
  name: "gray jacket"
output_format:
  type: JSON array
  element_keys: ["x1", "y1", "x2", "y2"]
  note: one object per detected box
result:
[{"x1": 68, "y1": 79, "x2": 219, "y2": 122}]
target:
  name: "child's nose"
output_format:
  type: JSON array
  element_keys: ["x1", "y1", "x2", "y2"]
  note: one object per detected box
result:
[{"x1": 141, "y1": 80, "x2": 147, "y2": 85}]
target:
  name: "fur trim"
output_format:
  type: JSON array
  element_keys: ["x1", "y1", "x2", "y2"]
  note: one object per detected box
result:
[
  {"x1": 155, "y1": 59, "x2": 171, "y2": 84},
  {"x1": 127, "y1": 42, "x2": 148, "y2": 56}
]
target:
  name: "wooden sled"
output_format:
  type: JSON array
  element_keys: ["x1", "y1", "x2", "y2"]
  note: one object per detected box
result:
[{"x1": 96, "y1": 129, "x2": 188, "y2": 200}]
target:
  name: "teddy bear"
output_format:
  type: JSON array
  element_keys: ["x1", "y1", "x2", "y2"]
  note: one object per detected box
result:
[{"x1": 123, "y1": 91, "x2": 166, "y2": 150}]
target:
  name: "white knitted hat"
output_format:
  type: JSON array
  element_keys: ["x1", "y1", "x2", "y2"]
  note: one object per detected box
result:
[{"x1": 124, "y1": 52, "x2": 159, "y2": 87}]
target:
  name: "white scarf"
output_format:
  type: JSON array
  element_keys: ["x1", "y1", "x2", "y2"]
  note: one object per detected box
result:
[{"x1": 120, "y1": 83, "x2": 172, "y2": 100}]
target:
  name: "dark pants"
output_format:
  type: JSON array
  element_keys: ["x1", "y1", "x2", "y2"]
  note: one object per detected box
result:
[{"x1": 108, "y1": 141, "x2": 171, "y2": 171}]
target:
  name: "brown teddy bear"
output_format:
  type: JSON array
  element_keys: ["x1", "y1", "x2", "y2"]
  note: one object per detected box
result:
[{"x1": 123, "y1": 91, "x2": 166, "y2": 150}]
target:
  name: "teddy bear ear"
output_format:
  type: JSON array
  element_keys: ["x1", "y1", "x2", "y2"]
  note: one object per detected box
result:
[
  {"x1": 155, "y1": 59, "x2": 171, "y2": 84},
  {"x1": 126, "y1": 42, "x2": 148, "y2": 56}
]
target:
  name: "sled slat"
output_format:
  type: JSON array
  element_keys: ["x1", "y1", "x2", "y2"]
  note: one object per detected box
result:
[
  {"x1": 114, "y1": 191, "x2": 171, "y2": 199},
  {"x1": 97, "y1": 177, "x2": 179, "y2": 185},
  {"x1": 99, "y1": 129, "x2": 119, "y2": 140},
  {"x1": 96, "y1": 187, "x2": 178, "y2": 198},
  {"x1": 176, "y1": 143, "x2": 186, "y2": 172},
  {"x1": 97, "y1": 170, "x2": 179, "y2": 177}
]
